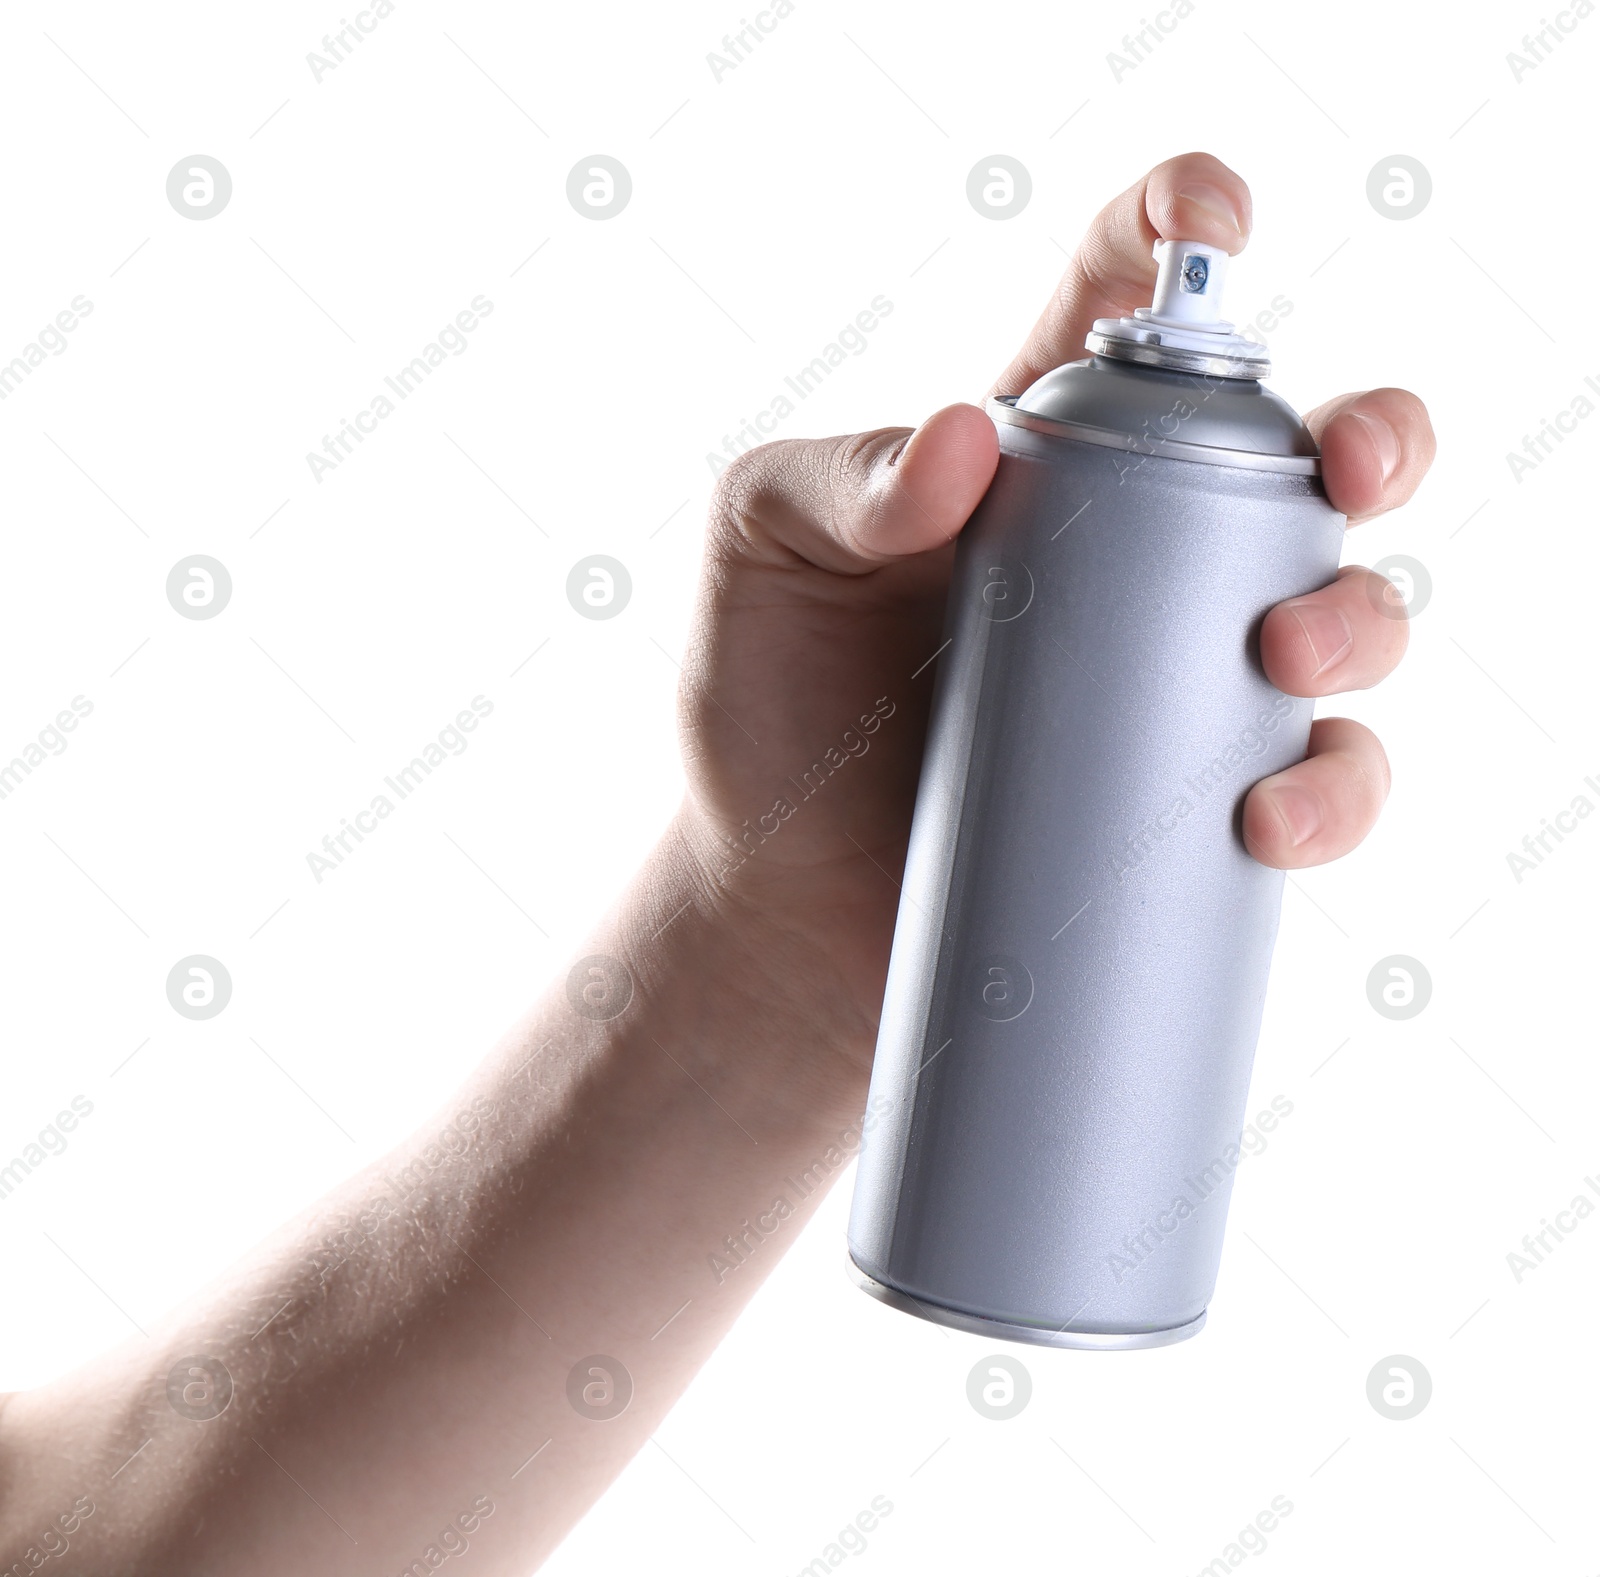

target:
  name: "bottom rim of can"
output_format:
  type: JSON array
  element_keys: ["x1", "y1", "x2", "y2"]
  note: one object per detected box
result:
[{"x1": 847, "y1": 1263, "x2": 1207, "y2": 1351}]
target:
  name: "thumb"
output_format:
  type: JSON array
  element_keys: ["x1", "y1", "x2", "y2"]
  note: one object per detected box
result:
[{"x1": 708, "y1": 403, "x2": 998, "y2": 576}]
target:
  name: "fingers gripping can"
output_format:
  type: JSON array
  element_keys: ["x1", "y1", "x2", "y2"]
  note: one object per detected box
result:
[{"x1": 847, "y1": 239, "x2": 1346, "y2": 1348}]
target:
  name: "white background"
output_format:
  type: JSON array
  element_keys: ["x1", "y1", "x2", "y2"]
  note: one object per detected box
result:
[{"x1": 0, "y1": 0, "x2": 1594, "y2": 1572}]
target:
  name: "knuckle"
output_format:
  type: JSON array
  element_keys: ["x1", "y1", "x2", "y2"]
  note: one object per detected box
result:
[
  {"x1": 708, "y1": 440, "x2": 790, "y2": 557},
  {"x1": 709, "y1": 440, "x2": 774, "y2": 519},
  {"x1": 1067, "y1": 231, "x2": 1150, "y2": 320},
  {"x1": 826, "y1": 429, "x2": 886, "y2": 527}
]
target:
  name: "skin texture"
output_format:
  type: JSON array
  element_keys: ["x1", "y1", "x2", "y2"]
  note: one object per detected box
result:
[{"x1": 0, "y1": 152, "x2": 1434, "y2": 1575}]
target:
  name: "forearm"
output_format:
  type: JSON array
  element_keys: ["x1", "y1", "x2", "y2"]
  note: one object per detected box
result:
[{"x1": 0, "y1": 810, "x2": 877, "y2": 1575}]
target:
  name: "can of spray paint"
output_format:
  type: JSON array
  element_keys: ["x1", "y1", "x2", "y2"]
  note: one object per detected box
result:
[{"x1": 847, "y1": 238, "x2": 1345, "y2": 1348}]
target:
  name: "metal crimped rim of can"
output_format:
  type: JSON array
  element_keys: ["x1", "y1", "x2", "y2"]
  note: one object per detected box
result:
[{"x1": 987, "y1": 395, "x2": 1323, "y2": 477}]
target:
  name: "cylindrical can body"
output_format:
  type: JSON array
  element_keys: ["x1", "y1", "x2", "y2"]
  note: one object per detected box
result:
[{"x1": 847, "y1": 376, "x2": 1345, "y2": 1347}]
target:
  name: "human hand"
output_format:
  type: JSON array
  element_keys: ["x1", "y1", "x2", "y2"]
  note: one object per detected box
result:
[{"x1": 673, "y1": 151, "x2": 1435, "y2": 1081}]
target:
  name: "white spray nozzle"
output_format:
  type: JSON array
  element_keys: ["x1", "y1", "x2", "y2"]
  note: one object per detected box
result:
[
  {"x1": 1085, "y1": 236, "x2": 1268, "y2": 379},
  {"x1": 1142, "y1": 239, "x2": 1234, "y2": 332}
]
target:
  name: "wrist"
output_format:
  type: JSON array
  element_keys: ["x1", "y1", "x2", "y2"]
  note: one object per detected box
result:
[{"x1": 611, "y1": 806, "x2": 881, "y2": 1130}]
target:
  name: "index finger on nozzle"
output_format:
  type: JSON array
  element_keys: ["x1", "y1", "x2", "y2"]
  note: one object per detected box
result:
[
  {"x1": 988, "y1": 151, "x2": 1253, "y2": 401},
  {"x1": 1149, "y1": 152, "x2": 1253, "y2": 256}
]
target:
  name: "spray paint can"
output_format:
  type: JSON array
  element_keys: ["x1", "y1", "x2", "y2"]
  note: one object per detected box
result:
[{"x1": 847, "y1": 238, "x2": 1344, "y2": 1348}]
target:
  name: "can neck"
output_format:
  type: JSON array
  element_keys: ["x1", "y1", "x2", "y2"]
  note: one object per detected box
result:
[{"x1": 1006, "y1": 354, "x2": 1321, "y2": 468}]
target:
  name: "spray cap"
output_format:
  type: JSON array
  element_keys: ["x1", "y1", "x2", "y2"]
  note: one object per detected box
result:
[{"x1": 1085, "y1": 239, "x2": 1269, "y2": 380}]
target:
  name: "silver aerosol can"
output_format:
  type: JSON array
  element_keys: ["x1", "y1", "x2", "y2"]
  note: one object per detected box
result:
[{"x1": 847, "y1": 238, "x2": 1345, "y2": 1348}]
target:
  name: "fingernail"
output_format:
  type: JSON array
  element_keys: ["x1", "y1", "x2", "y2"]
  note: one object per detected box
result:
[
  {"x1": 1268, "y1": 784, "x2": 1323, "y2": 849},
  {"x1": 1351, "y1": 410, "x2": 1400, "y2": 483},
  {"x1": 1287, "y1": 600, "x2": 1353, "y2": 678},
  {"x1": 1174, "y1": 181, "x2": 1247, "y2": 239}
]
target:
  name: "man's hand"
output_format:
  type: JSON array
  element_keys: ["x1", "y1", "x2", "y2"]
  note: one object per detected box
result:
[
  {"x1": 675, "y1": 150, "x2": 1434, "y2": 1084},
  {"x1": 0, "y1": 153, "x2": 1436, "y2": 1577}
]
